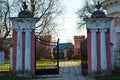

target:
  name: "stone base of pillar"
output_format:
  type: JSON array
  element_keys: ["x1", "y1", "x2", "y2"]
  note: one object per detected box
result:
[{"x1": 16, "y1": 72, "x2": 33, "y2": 79}]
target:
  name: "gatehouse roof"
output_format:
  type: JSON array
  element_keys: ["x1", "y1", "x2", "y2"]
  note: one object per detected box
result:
[{"x1": 54, "y1": 43, "x2": 73, "y2": 50}]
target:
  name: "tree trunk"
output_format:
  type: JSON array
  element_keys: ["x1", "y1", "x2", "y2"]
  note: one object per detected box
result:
[{"x1": 0, "y1": 39, "x2": 4, "y2": 50}]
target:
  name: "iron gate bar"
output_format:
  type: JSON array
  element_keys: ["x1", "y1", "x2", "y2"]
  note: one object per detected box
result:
[
  {"x1": 36, "y1": 40, "x2": 57, "y2": 46},
  {"x1": 80, "y1": 39, "x2": 88, "y2": 76},
  {"x1": 35, "y1": 35, "x2": 37, "y2": 74},
  {"x1": 113, "y1": 48, "x2": 120, "y2": 68},
  {"x1": 35, "y1": 35, "x2": 60, "y2": 75},
  {"x1": 35, "y1": 36, "x2": 57, "y2": 46},
  {"x1": 57, "y1": 39, "x2": 59, "y2": 69}
]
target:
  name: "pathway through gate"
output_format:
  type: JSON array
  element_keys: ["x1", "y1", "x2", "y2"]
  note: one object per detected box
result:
[
  {"x1": 35, "y1": 36, "x2": 59, "y2": 75},
  {"x1": 31, "y1": 60, "x2": 95, "y2": 80}
]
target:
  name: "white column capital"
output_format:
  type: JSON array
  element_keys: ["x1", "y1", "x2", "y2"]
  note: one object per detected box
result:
[
  {"x1": 23, "y1": 29, "x2": 32, "y2": 32},
  {"x1": 90, "y1": 29, "x2": 98, "y2": 32},
  {"x1": 99, "y1": 29, "x2": 107, "y2": 32},
  {"x1": 16, "y1": 29, "x2": 28, "y2": 32},
  {"x1": 15, "y1": 29, "x2": 32, "y2": 32},
  {"x1": 16, "y1": 29, "x2": 25, "y2": 32}
]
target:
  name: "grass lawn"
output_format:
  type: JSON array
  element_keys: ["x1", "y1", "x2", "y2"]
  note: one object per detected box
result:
[
  {"x1": 0, "y1": 59, "x2": 56, "y2": 79},
  {"x1": 74, "y1": 59, "x2": 81, "y2": 64},
  {"x1": 0, "y1": 58, "x2": 56, "y2": 71},
  {"x1": 96, "y1": 67, "x2": 120, "y2": 80},
  {"x1": 36, "y1": 59, "x2": 56, "y2": 69},
  {"x1": 0, "y1": 58, "x2": 10, "y2": 71},
  {"x1": 0, "y1": 58, "x2": 24, "y2": 80}
]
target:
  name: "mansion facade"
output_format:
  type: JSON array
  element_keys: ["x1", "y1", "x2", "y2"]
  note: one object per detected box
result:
[{"x1": 102, "y1": 0, "x2": 120, "y2": 68}]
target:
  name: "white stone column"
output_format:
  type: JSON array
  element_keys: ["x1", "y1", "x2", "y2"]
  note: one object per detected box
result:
[
  {"x1": 100, "y1": 29, "x2": 107, "y2": 71},
  {"x1": 91, "y1": 29, "x2": 97, "y2": 72},
  {"x1": 16, "y1": 30, "x2": 22, "y2": 71},
  {"x1": 25, "y1": 30, "x2": 31, "y2": 71}
]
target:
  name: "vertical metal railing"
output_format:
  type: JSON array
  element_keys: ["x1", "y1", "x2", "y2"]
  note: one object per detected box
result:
[
  {"x1": 114, "y1": 48, "x2": 120, "y2": 68},
  {"x1": 57, "y1": 38, "x2": 59, "y2": 69},
  {"x1": 35, "y1": 35, "x2": 60, "y2": 75},
  {"x1": 35, "y1": 35, "x2": 37, "y2": 73},
  {"x1": 80, "y1": 39, "x2": 88, "y2": 76}
]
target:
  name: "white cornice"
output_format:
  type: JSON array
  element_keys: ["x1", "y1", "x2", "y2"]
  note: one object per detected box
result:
[
  {"x1": 84, "y1": 18, "x2": 113, "y2": 29},
  {"x1": 102, "y1": 0, "x2": 120, "y2": 10}
]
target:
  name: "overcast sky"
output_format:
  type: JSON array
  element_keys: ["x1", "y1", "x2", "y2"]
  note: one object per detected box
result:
[{"x1": 57, "y1": 0, "x2": 86, "y2": 43}]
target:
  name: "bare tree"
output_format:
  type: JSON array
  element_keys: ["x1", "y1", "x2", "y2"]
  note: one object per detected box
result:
[
  {"x1": 76, "y1": 0, "x2": 97, "y2": 29},
  {"x1": 12, "y1": 0, "x2": 62, "y2": 36},
  {"x1": 0, "y1": 0, "x2": 11, "y2": 50}
]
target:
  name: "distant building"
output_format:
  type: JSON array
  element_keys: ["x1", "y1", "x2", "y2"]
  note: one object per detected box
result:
[
  {"x1": 36, "y1": 35, "x2": 53, "y2": 59},
  {"x1": 73, "y1": 36, "x2": 85, "y2": 59},
  {"x1": 53, "y1": 43, "x2": 74, "y2": 59}
]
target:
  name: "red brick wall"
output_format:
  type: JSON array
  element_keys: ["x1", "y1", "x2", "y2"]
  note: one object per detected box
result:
[{"x1": 73, "y1": 36, "x2": 85, "y2": 58}]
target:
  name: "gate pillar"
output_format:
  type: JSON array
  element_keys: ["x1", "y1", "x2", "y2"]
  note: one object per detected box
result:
[
  {"x1": 84, "y1": 2, "x2": 113, "y2": 74},
  {"x1": 10, "y1": 2, "x2": 39, "y2": 75}
]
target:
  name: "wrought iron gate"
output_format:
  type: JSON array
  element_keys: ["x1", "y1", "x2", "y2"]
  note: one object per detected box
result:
[
  {"x1": 113, "y1": 48, "x2": 120, "y2": 68},
  {"x1": 80, "y1": 39, "x2": 88, "y2": 76},
  {"x1": 35, "y1": 35, "x2": 59, "y2": 75}
]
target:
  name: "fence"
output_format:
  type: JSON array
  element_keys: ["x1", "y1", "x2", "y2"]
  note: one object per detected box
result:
[
  {"x1": 80, "y1": 39, "x2": 88, "y2": 76},
  {"x1": 35, "y1": 36, "x2": 59, "y2": 75},
  {"x1": 113, "y1": 48, "x2": 120, "y2": 68},
  {"x1": 0, "y1": 51, "x2": 10, "y2": 73}
]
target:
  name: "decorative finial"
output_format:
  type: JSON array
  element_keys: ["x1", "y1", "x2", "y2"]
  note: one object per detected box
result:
[
  {"x1": 22, "y1": 1, "x2": 27, "y2": 10},
  {"x1": 18, "y1": 1, "x2": 33, "y2": 18},
  {"x1": 95, "y1": 1, "x2": 101, "y2": 10}
]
